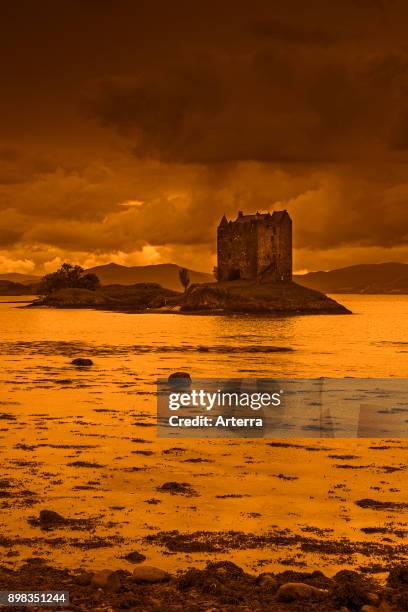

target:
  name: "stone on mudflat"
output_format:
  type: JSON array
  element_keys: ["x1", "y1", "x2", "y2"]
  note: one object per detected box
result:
[
  {"x1": 91, "y1": 569, "x2": 121, "y2": 592},
  {"x1": 168, "y1": 371, "x2": 191, "y2": 384},
  {"x1": 71, "y1": 358, "x2": 94, "y2": 366},
  {"x1": 124, "y1": 550, "x2": 146, "y2": 563},
  {"x1": 132, "y1": 566, "x2": 171, "y2": 583},
  {"x1": 76, "y1": 571, "x2": 93, "y2": 586},
  {"x1": 257, "y1": 573, "x2": 278, "y2": 591},
  {"x1": 39, "y1": 510, "x2": 66, "y2": 527},
  {"x1": 277, "y1": 582, "x2": 327, "y2": 603}
]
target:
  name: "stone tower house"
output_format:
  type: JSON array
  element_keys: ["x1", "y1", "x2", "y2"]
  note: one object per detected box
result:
[{"x1": 217, "y1": 210, "x2": 292, "y2": 282}]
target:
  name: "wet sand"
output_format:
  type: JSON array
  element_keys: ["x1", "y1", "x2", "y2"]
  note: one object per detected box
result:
[{"x1": 1, "y1": 368, "x2": 407, "y2": 578}]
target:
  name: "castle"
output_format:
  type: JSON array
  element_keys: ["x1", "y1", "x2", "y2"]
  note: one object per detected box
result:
[{"x1": 217, "y1": 210, "x2": 292, "y2": 282}]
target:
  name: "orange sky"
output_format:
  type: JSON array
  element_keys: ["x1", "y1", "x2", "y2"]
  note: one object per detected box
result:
[{"x1": 1, "y1": 0, "x2": 408, "y2": 274}]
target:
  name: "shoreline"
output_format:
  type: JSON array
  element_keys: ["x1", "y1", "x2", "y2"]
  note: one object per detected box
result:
[
  {"x1": 22, "y1": 302, "x2": 353, "y2": 316},
  {"x1": 12, "y1": 279, "x2": 352, "y2": 316},
  {"x1": 0, "y1": 558, "x2": 404, "y2": 611}
]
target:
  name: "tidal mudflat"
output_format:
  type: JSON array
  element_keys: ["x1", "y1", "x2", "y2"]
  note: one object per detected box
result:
[{"x1": 0, "y1": 296, "x2": 407, "y2": 591}]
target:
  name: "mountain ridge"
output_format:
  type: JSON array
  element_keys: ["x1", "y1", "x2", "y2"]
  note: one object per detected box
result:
[
  {"x1": 294, "y1": 262, "x2": 408, "y2": 294},
  {"x1": 1, "y1": 261, "x2": 408, "y2": 294},
  {"x1": 0, "y1": 273, "x2": 41, "y2": 284}
]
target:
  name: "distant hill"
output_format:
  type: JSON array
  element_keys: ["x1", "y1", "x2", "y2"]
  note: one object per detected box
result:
[
  {"x1": 4, "y1": 261, "x2": 407, "y2": 295},
  {"x1": 0, "y1": 272, "x2": 40, "y2": 284},
  {"x1": 85, "y1": 263, "x2": 213, "y2": 291},
  {"x1": 0, "y1": 280, "x2": 35, "y2": 295},
  {"x1": 295, "y1": 262, "x2": 408, "y2": 294}
]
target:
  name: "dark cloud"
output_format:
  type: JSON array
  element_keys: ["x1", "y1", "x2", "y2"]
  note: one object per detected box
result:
[
  {"x1": 0, "y1": 0, "x2": 408, "y2": 272},
  {"x1": 0, "y1": 149, "x2": 59, "y2": 185},
  {"x1": 85, "y1": 46, "x2": 408, "y2": 164},
  {"x1": 249, "y1": 18, "x2": 339, "y2": 46}
]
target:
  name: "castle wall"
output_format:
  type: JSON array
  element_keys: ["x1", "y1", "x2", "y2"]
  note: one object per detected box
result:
[
  {"x1": 217, "y1": 211, "x2": 292, "y2": 282},
  {"x1": 217, "y1": 221, "x2": 258, "y2": 280},
  {"x1": 257, "y1": 214, "x2": 292, "y2": 280},
  {"x1": 276, "y1": 214, "x2": 292, "y2": 280},
  {"x1": 256, "y1": 221, "x2": 278, "y2": 280}
]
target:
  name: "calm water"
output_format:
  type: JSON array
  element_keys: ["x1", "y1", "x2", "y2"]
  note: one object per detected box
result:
[
  {"x1": 0, "y1": 294, "x2": 407, "y2": 380},
  {"x1": 0, "y1": 295, "x2": 407, "y2": 574}
]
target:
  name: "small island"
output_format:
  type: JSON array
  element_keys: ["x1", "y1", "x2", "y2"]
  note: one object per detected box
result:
[
  {"x1": 182, "y1": 210, "x2": 349, "y2": 314},
  {"x1": 181, "y1": 278, "x2": 350, "y2": 314},
  {"x1": 29, "y1": 210, "x2": 350, "y2": 315}
]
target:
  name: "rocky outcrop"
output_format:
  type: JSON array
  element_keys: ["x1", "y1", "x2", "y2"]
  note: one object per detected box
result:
[{"x1": 181, "y1": 280, "x2": 351, "y2": 315}]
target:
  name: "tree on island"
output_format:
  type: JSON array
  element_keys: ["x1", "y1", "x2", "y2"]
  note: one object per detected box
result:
[
  {"x1": 178, "y1": 267, "x2": 190, "y2": 292},
  {"x1": 38, "y1": 263, "x2": 101, "y2": 295}
]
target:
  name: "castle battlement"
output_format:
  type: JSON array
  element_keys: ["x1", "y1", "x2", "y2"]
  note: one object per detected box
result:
[{"x1": 217, "y1": 209, "x2": 292, "y2": 282}]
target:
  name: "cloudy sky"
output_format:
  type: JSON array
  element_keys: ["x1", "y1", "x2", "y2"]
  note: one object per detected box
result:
[{"x1": 1, "y1": 0, "x2": 408, "y2": 275}]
